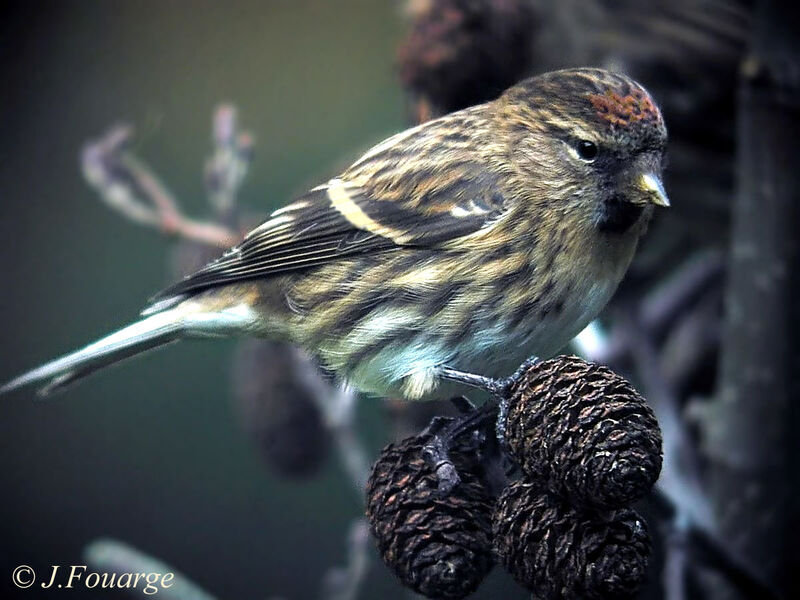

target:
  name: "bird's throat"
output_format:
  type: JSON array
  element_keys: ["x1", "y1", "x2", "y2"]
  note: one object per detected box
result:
[{"x1": 596, "y1": 197, "x2": 644, "y2": 234}]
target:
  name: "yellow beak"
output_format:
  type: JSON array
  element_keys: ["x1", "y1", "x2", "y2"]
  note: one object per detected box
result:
[{"x1": 640, "y1": 173, "x2": 670, "y2": 207}]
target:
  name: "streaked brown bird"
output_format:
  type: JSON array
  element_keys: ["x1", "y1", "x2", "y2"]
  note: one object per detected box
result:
[{"x1": 2, "y1": 68, "x2": 669, "y2": 400}]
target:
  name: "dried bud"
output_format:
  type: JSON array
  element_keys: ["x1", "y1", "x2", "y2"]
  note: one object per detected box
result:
[
  {"x1": 232, "y1": 340, "x2": 330, "y2": 478},
  {"x1": 493, "y1": 480, "x2": 651, "y2": 600},
  {"x1": 504, "y1": 355, "x2": 662, "y2": 509},
  {"x1": 365, "y1": 433, "x2": 494, "y2": 599},
  {"x1": 398, "y1": 0, "x2": 536, "y2": 117}
]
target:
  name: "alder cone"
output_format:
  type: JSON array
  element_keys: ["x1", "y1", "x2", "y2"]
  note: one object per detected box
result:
[
  {"x1": 397, "y1": 0, "x2": 536, "y2": 116},
  {"x1": 365, "y1": 432, "x2": 494, "y2": 599},
  {"x1": 504, "y1": 355, "x2": 662, "y2": 509},
  {"x1": 493, "y1": 480, "x2": 651, "y2": 600}
]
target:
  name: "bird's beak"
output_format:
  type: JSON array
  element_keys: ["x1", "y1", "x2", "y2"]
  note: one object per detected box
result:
[{"x1": 639, "y1": 173, "x2": 670, "y2": 207}]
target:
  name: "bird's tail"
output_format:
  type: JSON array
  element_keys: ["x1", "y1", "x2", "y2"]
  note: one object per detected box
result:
[{"x1": 1, "y1": 299, "x2": 258, "y2": 396}]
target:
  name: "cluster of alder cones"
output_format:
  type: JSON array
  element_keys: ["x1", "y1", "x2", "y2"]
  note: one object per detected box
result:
[{"x1": 365, "y1": 355, "x2": 663, "y2": 600}]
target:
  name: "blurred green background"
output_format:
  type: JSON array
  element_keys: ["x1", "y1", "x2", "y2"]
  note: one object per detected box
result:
[{"x1": 0, "y1": 1, "x2": 526, "y2": 598}]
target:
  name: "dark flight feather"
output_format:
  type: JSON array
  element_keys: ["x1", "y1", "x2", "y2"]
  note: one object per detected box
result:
[{"x1": 148, "y1": 141, "x2": 507, "y2": 306}]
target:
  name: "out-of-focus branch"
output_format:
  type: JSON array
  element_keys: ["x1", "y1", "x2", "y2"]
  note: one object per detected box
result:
[
  {"x1": 622, "y1": 311, "x2": 715, "y2": 533},
  {"x1": 586, "y1": 252, "x2": 724, "y2": 367},
  {"x1": 575, "y1": 290, "x2": 781, "y2": 599},
  {"x1": 650, "y1": 490, "x2": 780, "y2": 600},
  {"x1": 577, "y1": 257, "x2": 724, "y2": 531},
  {"x1": 205, "y1": 104, "x2": 254, "y2": 217},
  {"x1": 84, "y1": 538, "x2": 218, "y2": 600},
  {"x1": 662, "y1": 513, "x2": 690, "y2": 600},
  {"x1": 639, "y1": 250, "x2": 724, "y2": 337},
  {"x1": 81, "y1": 106, "x2": 373, "y2": 600},
  {"x1": 81, "y1": 122, "x2": 240, "y2": 248},
  {"x1": 658, "y1": 287, "x2": 721, "y2": 390},
  {"x1": 321, "y1": 518, "x2": 371, "y2": 600}
]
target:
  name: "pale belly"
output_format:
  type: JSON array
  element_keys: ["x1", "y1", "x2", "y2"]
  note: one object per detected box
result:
[{"x1": 340, "y1": 273, "x2": 622, "y2": 400}]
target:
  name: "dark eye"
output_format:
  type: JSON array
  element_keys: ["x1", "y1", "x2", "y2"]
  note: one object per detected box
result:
[{"x1": 576, "y1": 140, "x2": 598, "y2": 162}]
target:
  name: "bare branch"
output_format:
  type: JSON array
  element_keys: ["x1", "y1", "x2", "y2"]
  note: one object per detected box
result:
[
  {"x1": 81, "y1": 125, "x2": 239, "y2": 248},
  {"x1": 703, "y1": 2, "x2": 800, "y2": 592}
]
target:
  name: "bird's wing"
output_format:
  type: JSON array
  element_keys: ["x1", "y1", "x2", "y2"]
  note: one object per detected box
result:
[{"x1": 148, "y1": 115, "x2": 506, "y2": 305}]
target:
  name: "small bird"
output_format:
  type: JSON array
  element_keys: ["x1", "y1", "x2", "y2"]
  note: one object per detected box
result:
[{"x1": 2, "y1": 68, "x2": 668, "y2": 400}]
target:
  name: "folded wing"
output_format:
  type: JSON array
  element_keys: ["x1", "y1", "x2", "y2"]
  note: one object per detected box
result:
[{"x1": 148, "y1": 111, "x2": 506, "y2": 307}]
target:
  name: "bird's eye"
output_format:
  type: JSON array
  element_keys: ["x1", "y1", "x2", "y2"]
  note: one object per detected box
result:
[{"x1": 576, "y1": 140, "x2": 598, "y2": 162}]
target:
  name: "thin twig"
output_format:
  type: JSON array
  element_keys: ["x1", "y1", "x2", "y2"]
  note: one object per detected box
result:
[
  {"x1": 574, "y1": 309, "x2": 715, "y2": 532},
  {"x1": 81, "y1": 125, "x2": 239, "y2": 248},
  {"x1": 123, "y1": 154, "x2": 182, "y2": 225},
  {"x1": 658, "y1": 287, "x2": 721, "y2": 390},
  {"x1": 82, "y1": 106, "x2": 375, "y2": 599},
  {"x1": 579, "y1": 258, "x2": 724, "y2": 532}
]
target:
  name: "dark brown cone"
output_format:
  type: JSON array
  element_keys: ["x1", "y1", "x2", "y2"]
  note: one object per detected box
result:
[
  {"x1": 397, "y1": 0, "x2": 536, "y2": 117},
  {"x1": 365, "y1": 433, "x2": 494, "y2": 599},
  {"x1": 504, "y1": 355, "x2": 662, "y2": 509},
  {"x1": 232, "y1": 339, "x2": 330, "y2": 478},
  {"x1": 493, "y1": 480, "x2": 651, "y2": 600}
]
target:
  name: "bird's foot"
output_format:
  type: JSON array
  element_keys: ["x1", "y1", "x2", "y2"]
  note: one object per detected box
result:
[
  {"x1": 502, "y1": 354, "x2": 541, "y2": 389},
  {"x1": 421, "y1": 402, "x2": 497, "y2": 495},
  {"x1": 436, "y1": 366, "x2": 506, "y2": 395},
  {"x1": 425, "y1": 356, "x2": 541, "y2": 491}
]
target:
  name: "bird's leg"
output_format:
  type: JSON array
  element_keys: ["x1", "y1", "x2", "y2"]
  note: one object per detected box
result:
[
  {"x1": 436, "y1": 366, "x2": 507, "y2": 395},
  {"x1": 494, "y1": 354, "x2": 540, "y2": 443},
  {"x1": 437, "y1": 355, "x2": 540, "y2": 398}
]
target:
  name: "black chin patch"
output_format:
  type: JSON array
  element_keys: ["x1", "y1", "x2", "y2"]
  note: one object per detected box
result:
[{"x1": 597, "y1": 196, "x2": 644, "y2": 234}]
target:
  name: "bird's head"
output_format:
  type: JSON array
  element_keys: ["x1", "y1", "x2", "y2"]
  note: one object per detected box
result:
[{"x1": 496, "y1": 68, "x2": 669, "y2": 234}]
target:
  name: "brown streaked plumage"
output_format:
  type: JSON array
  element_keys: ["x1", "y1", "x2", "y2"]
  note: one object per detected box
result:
[{"x1": 2, "y1": 68, "x2": 669, "y2": 400}]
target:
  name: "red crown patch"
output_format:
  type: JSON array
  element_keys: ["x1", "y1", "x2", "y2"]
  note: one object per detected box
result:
[{"x1": 587, "y1": 88, "x2": 660, "y2": 127}]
